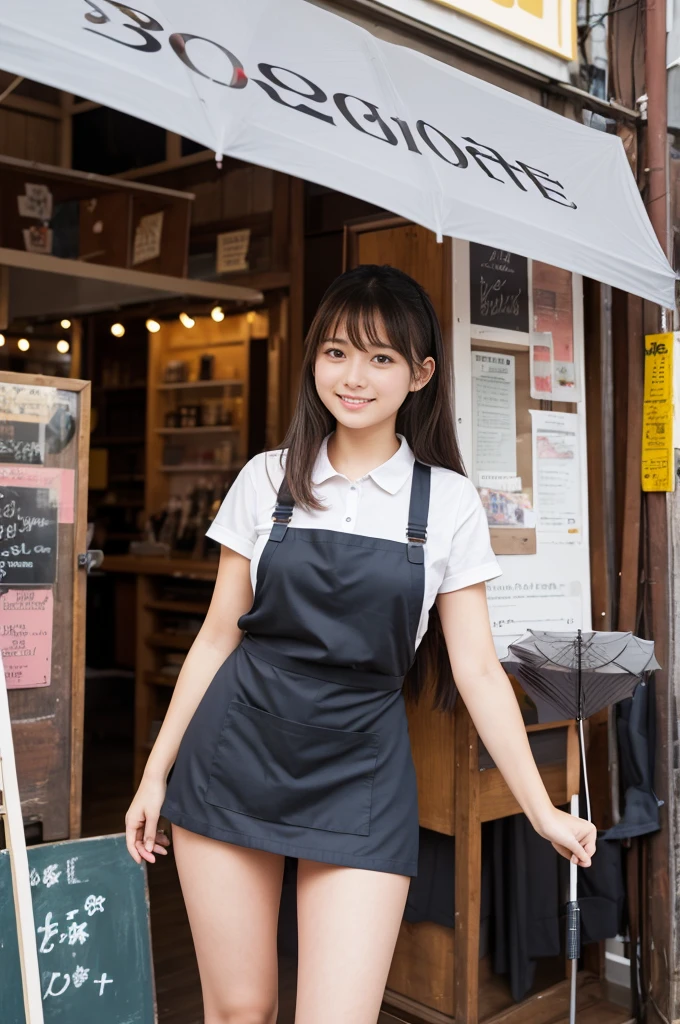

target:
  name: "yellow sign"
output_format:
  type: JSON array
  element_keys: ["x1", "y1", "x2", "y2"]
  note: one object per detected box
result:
[
  {"x1": 430, "y1": 0, "x2": 576, "y2": 60},
  {"x1": 641, "y1": 333, "x2": 675, "y2": 492}
]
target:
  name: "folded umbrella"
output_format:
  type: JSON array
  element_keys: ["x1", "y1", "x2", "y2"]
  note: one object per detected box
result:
[{"x1": 502, "y1": 630, "x2": 659, "y2": 1024}]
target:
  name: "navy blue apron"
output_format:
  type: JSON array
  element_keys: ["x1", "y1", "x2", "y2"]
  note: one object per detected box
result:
[{"x1": 161, "y1": 459, "x2": 431, "y2": 876}]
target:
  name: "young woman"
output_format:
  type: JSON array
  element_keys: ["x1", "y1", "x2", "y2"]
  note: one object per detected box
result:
[{"x1": 126, "y1": 264, "x2": 597, "y2": 1024}]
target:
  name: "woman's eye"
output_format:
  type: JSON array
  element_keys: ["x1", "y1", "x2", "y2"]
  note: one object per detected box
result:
[
  {"x1": 373, "y1": 353, "x2": 394, "y2": 365},
  {"x1": 325, "y1": 347, "x2": 345, "y2": 358}
]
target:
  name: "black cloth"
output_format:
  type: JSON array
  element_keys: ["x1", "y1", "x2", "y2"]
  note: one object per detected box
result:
[
  {"x1": 403, "y1": 827, "x2": 491, "y2": 957},
  {"x1": 402, "y1": 814, "x2": 627, "y2": 1004},
  {"x1": 602, "y1": 679, "x2": 662, "y2": 840}
]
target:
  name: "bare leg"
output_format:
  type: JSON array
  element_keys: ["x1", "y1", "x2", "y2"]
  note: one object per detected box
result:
[
  {"x1": 294, "y1": 859, "x2": 410, "y2": 1024},
  {"x1": 172, "y1": 825, "x2": 285, "y2": 1024}
]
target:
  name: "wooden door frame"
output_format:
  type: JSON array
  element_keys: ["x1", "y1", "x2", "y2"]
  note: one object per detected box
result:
[{"x1": 0, "y1": 371, "x2": 91, "y2": 838}]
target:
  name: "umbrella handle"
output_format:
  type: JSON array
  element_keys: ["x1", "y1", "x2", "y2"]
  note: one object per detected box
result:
[
  {"x1": 566, "y1": 901, "x2": 581, "y2": 960},
  {"x1": 567, "y1": 795, "x2": 581, "y2": 960}
]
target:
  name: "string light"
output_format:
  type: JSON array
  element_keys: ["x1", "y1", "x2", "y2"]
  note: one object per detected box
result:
[
  {"x1": 17, "y1": 338, "x2": 30, "y2": 352},
  {"x1": 246, "y1": 311, "x2": 255, "y2": 324},
  {"x1": 210, "y1": 306, "x2": 225, "y2": 322},
  {"x1": 110, "y1": 323, "x2": 125, "y2": 338},
  {"x1": 146, "y1": 319, "x2": 161, "y2": 333},
  {"x1": 179, "y1": 312, "x2": 195, "y2": 329},
  {"x1": 56, "y1": 339, "x2": 70, "y2": 354},
  {"x1": 60, "y1": 319, "x2": 71, "y2": 329},
  {"x1": 0, "y1": 334, "x2": 5, "y2": 347}
]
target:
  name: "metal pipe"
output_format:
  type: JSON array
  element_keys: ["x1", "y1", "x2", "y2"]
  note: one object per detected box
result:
[{"x1": 644, "y1": 0, "x2": 669, "y2": 258}]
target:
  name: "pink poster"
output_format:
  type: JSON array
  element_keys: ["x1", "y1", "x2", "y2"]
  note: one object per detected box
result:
[
  {"x1": 0, "y1": 465, "x2": 74, "y2": 522},
  {"x1": 0, "y1": 588, "x2": 53, "y2": 688}
]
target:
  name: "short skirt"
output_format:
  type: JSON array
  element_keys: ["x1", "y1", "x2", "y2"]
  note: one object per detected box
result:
[{"x1": 161, "y1": 640, "x2": 419, "y2": 876}]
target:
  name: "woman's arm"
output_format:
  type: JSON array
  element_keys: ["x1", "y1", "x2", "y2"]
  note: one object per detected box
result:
[
  {"x1": 436, "y1": 582, "x2": 596, "y2": 868},
  {"x1": 125, "y1": 545, "x2": 253, "y2": 863}
]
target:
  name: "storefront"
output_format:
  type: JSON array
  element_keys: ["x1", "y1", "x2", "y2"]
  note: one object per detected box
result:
[{"x1": 0, "y1": 1, "x2": 674, "y2": 1022}]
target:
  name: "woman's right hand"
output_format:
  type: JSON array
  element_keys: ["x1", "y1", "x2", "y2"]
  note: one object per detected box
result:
[{"x1": 125, "y1": 775, "x2": 172, "y2": 865}]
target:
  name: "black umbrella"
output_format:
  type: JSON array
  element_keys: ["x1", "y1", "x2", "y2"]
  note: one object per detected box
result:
[
  {"x1": 502, "y1": 629, "x2": 659, "y2": 820},
  {"x1": 501, "y1": 629, "x2": 659, "y2": 1024}
]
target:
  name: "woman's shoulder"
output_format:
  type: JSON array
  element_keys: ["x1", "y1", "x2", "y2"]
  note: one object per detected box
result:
[
  {"x1": 241, "y1": 447, "x2": 288, "y2": 493},
  {"x1": 427, "y1": 464, "x2": 481, "y2": 513}
]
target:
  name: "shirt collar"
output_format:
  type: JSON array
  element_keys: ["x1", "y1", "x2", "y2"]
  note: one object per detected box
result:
[{"x1": 312, "y1": 432, "x2": 415, "y2": 494}]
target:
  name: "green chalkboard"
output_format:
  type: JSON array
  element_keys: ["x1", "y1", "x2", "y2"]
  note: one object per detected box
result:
[{"x1": 0, "y1": 834, "x2": 156, "y2": 1023}]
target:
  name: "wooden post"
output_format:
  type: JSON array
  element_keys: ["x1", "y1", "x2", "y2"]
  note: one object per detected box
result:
[
  {"x1": 0, "y1": 655, "x2": 44, "y2": 1023},
  {"x1": 454, "y1": 703, "x2": 481, "y2": 1024}
]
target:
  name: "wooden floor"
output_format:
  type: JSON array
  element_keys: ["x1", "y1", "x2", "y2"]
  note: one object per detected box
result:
[{"x1": 80, "y1": 673, "x2": 633, "y2": 1024}]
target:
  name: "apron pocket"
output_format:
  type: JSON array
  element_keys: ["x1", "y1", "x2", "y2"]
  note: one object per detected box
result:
[{"x1": 204, "y1": 700, "x2": 379, "y2": 836}]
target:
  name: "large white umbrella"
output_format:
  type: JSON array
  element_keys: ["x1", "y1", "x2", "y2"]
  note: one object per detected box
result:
[{"x1": 0, "y1": 0, "x2": 675, "y2": 307}]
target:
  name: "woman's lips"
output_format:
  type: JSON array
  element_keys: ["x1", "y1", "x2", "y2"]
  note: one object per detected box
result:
[{"x1": 337, "y1": 394, "x2": 374, "y2": 409}]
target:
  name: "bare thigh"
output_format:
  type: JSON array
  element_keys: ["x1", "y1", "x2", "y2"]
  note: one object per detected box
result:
[
  {"x1": 295, "y1": 859, "x2": 410, "y2": 1024},
  {"x1": 172, "y1": 825, "x2": 285, "y2": 1024}
]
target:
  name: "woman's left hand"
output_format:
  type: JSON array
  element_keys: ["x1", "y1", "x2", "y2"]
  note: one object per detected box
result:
[{"x1": 534, "y1": 806, "x2": 597, "y2": 867}]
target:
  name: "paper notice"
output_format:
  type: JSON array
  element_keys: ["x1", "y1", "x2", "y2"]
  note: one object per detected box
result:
[
  {"x1": 22, "y1": 224, "x2": 53, "y2": 255},
  {"x1": 530, "y1": 331, "x2": 553, "y2": 398},
  {"x1": 0, "y1": 588, "x2": 53, "y2": 689},
  {"x1": 642, "y1": 332, "x2": 674, "y2": 491},
  {"x1": 486, "y1": 577, "x2": 583, "y2": 637},
  {"x1": 472, "y1": 351, "x2": 517, "y2": 480},
  {"x1": 0, "y1": 465, "x2": 75, "y2": 522},
  {"x1": 132, "y1": 210, "x2": 164, "y2": 265},
  {"x1": 531, "y1": 410, "x2": 582, "y2": 541},
  {"x1": 216, "y1": 228, "x2": 251, "y2": 274},
  {"x1": 17, "y1": 183, "x2": 53, "y2": 220}
]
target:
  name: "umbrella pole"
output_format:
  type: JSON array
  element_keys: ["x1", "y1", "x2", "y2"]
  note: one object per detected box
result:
[
  {"x1": 567, "y1": 793, "x2": 581, "y2": 1024},
  {"x1": 578, "y1": 718, "x2": 592, "y2": 823},
  {"x1": 576, "y1": 630, "x2": 592, "y2": 823}
]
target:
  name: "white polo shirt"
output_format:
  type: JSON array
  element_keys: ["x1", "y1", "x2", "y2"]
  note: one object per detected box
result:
[{"x1": 207, "y1": 432, "x2": 502, "y2": 649}]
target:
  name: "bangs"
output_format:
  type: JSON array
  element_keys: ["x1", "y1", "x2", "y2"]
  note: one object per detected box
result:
[{"x1": 315, "y1": 278, "x2": 425, "y2": 368}]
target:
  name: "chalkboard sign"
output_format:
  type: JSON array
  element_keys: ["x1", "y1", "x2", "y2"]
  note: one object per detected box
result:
[
  {"x1": 469, "y1": 243, "x2": 529, "y2": 332},
  {"x1": 0, "y1": 485, "x2": 57, "y2": 584},
  {"x1": 0, "y1": 419, "x2": 44, "y2": 464},
  {"x1": 0, "y1": 834, "x2": 156, "y2": 1023}
]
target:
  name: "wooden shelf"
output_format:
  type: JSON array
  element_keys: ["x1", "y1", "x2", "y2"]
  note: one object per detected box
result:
[
  {"x1": 159, "y1": 463, "x2": 242, "y2": 473},
  {"x1": 146, "y1": 632, "x2": 196, "y2": 651},
  {"x1": 144, "y1": 671, "x2": 179, "y2": 689},
  {"x1": 156, "y1": 426, "x2": 238, "y2": 435},
  {"x1": 156, "y1": 378, "x2": 243, "y2": 391},
  {"x1": 144, "y1": 599, "x2": 210, "y2": 615},
  {"x1": 94, "y1": 383, "x2": 147, "y2": 392}
]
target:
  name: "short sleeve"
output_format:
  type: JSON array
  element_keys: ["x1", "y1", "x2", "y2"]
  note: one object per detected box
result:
[
  {"x1": 205, "y1": 458, "x2": 258, "y2": 559},
  {"x1": 437, "y1": 478, "x2": 502, "y2": 593}
]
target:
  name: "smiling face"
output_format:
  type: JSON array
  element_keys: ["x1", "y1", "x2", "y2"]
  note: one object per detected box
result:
[{"x1": 313, "y1": 313, "x2": 435, "y2": 431}]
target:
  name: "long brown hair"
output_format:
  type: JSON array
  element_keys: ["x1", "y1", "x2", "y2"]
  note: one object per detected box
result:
[{"x1": 277, "y1": 264, "x2": 465, "y2": 712}]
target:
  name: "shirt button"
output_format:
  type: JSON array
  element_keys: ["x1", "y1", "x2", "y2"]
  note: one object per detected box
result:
[
  {"x1": 346, "y1": 517, "x2": 351, "y2": 522},
  {"x1": 350, "y1": 486, "x2": 356, "y2": 491}
]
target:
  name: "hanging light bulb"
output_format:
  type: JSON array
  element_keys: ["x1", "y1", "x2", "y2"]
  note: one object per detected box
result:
[
  {"x1": 179, "y1": 312, "x2": 195, "y2": 329},
  {"x1": 0, "y1": 334, "x2": 5, "y2": 347},
  {"x1": 110, "y1": 322, "x2": 125, "y2": 338},
  {"x1": 60, "y1": 318, "x2": 72, "y2": 329},
  {"x1": 210, "y1": 305, "x2": 225, "y2": 323},
  {"x1": 56, "y1": 339, "x2": 70, "y2": 354},
  {"x1": 17, "y1": 338, "x2": 30, "y2": 352},
  {"x1": 246, "y1": 311, "x2": 255, "y2": 324},
  {"x1": 146, "y1": 319, "x2": 161, "y2": 333}
]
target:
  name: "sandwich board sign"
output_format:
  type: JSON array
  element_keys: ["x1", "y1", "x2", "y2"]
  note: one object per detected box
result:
[{"x1": 0, "y1": 652, "x2": 156, "y2": 1022}]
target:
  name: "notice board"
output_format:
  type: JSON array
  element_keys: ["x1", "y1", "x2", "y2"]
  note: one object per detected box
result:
[
  {"x1": 0, "y1": 834, "x2": 156, "y2": 1023},
  {"x1": 0, "y1": 372, "x2": 90, "y2": 841}
]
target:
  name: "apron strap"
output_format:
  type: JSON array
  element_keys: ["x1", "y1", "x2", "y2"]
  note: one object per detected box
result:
[
  {"x1": 407, "y1": 461, "x2": 431, "y2": 564},
  {"x1": 270, "y1": 473, "x2": 295, "y2": 542},
  {"x1": 271, "y1": 457, "x2": 432, "y2": 553}
]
